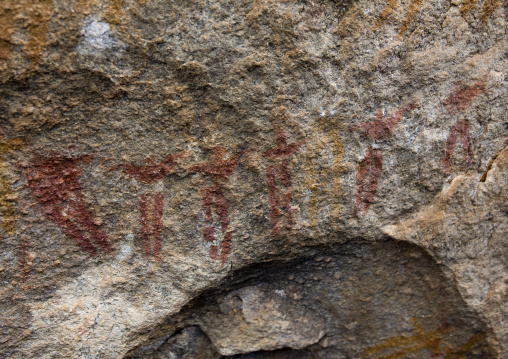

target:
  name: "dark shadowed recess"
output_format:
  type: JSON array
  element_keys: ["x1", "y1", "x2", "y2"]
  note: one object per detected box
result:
[
  {"x1": 125, "y1": 239, "x2": 494, "y2": 359},
  {"x1": 225, "y1": 349, "x2": 312, "y2": 359}
]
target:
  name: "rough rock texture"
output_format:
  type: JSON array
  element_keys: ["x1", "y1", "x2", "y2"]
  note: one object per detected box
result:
[{"x1": 0, "y1": 0, "x2": 506, "y2": 358}]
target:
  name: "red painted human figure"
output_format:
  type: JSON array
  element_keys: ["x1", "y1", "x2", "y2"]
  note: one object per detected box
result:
[
  {"x1": 22, "y1": 153, "x2": 113, "y2": 256},
  {"x1": 111, "y1": 153, "x2": 184, "y2": 261},
  {"x1": 262, "y1": 128, "x2": 306, "y2": 235},
  {"x1": 351, "y1": 103, "x2": 416, "y2": 217},
  {"x1": 189, "y1": 147, "x2": 246, "y2": 263},
  {"x1": 442, "y1": 75, "x2": 487, "y2": 114},
  {"x1": 443, "y1": 120, "x2": 473, "y2": 175},
  {"x1": 441, "y1": 75, "x2": 487, "y2": 174}
]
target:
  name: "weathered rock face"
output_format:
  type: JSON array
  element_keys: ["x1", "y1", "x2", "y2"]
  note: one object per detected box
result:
[
  {"x1": 0, "y1": 0, "x2": 506, "y2": 358},
  {"x1": 125, "y1": 242, "x2": 494, "y2": 358}
]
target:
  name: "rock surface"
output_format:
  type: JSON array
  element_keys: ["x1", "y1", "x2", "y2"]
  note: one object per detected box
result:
[{"x1": 0, "y1": 0, "x2": 506, "y2": 358}]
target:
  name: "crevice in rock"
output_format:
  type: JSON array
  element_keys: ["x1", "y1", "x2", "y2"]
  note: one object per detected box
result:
[
  {"x1": 223, "y1": 347, "x2": 314, "y2": 359},
  {"x1": 480, "y1": 146, "x2": 505, "y2": 182}
]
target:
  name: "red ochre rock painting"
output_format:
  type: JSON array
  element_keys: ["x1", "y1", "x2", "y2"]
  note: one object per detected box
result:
[
  {"x1": 443, "y1": 120, "x2": 473, "y2": 175},
  {"x1": 441, "y1": 76, "x2": 487, "y2": 174},
  {"x1": 351, "y1": 103, "x2": 416, "y2": 217},
  {"x1": 442, "y1": 75, "x2": 487, "y2": 114},
  {"x1": 139, "y1": 192, "x2": 164, "y2": 261},
  {"x1": 262, "y1": 128, "x2": 306, "y2": 236},
  {"x1": 22, "y1": 153, "x2": 113, "y2": 256},
  {"x1": 110, "y1": 153, "x2": 184, "y2": 185},
  {"x1": 352, "y1": 146, "x2": 384, "y2": 219},
  {"x1": 190, "y1": 147, "x2": 247, "y2": 263},
  {"x1": 110, "y1": 152, "x2": 184, "y2": 261}
]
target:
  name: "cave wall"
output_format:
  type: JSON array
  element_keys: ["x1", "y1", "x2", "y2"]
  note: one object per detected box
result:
[{"x1": 0, "y1": 0, "x2": 506, "y2": 357}]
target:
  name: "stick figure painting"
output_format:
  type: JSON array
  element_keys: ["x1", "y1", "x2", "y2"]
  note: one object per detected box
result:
[
  {"x1": 110, "y1": 152, "x2": 184, "y2": 261},
  {"x1": 190, "y1": 147, "x2": 246, "y2": 263},
  {"x1": 441, "y1": 75, "x2": 487, "y2": 174},
  {"x1": 351, "y1": 103, "x2": 416, "y2": 217},
  {"x1": 263, "y1": 127, "x2": 306, "y2": 235}
]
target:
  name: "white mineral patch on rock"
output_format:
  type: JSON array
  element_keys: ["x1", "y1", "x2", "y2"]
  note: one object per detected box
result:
[{"x1": 77, "y1": 17, "x2": 124, "y2": 56}]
